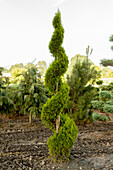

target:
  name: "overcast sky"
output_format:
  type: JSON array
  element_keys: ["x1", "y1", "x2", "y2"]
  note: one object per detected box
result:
[{"x1": 0, "y1": 0, "x2": 113, "y2": 68}]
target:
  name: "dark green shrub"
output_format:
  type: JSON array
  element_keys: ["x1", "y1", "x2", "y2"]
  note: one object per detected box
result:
[
  {"x1": 100, "y1": 85, "x2": 109, "y2": 91},
  {"x1": 103, "y1": 104, "x2": 113, "y2": 113},
  {"x1": 100, "y1": 83, "x2": 113, "y2": 92},
  {"x1": 108, "y1": 82, "x2": 113, "y2": 92},
  {"x1": 7, "y1": 85, "x2": 19, "y2": 112},
  {"x1": 9, "y1": 66, "x2": 47, "y2": 122},
  {"x1": 72, "y1": 88, "x2": 95, "y2": 124},
  {"x1": 93, "y1": 112, "x2": 108, "y2": 121},
  {"x1": 91, "y1": 100, "x2": 104, "y2": 110},
  {"x1": 0, "y1": 95, "x2": 14, "y2": 114},
  {"x1": 99, "y1": 91, "x2": 113, "y2": 101},
  {"x1": 96, "y1": 80, "x2": 103, "y2": 85},
  {"x1": 92, "y1": 87, "x2": 100, "y2": 100},
  {"x1": 66, "y1": 54, "x2": 101, "y2": 124},
  {"x1": 0, "y1": 67, "x2": 15, "y2": 114}
]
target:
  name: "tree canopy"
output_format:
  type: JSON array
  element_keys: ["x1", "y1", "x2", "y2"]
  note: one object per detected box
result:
[{"x1": 100, "y1": 34, "x2": 113, "y2": 67}]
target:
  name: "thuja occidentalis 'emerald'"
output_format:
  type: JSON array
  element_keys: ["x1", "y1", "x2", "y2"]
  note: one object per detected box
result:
[{"x1": 41, "y1": 10, "x2": 78, "y2": 161}]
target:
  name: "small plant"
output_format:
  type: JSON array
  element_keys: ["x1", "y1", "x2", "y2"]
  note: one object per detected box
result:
[
  {"x1": 99, "y1": 91, "x2": 113, "y2": 101},
  {"x1": 91, "y1": 90, "x2": 113, "y2": 120},
  {"x1": 100, "y1": 83, "x2": 113, "y2": 92},
  {"x1": 91, "y1": 100, "x2": 104, "y2": 110},
  {"x1": 103, "y1": 104, "x2": 113, "y2": 113},
  {"x1": 93, "y1": 112, "x2": 108, "y2": 121}
]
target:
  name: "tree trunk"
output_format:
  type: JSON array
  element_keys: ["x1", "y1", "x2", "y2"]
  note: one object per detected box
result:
[
  {"x1": 55, "y1": 53, "x2": 60, "y2": 134},
  {"x1": 29, "y1": 112, "x2": 32, "y2": 124},
  {"x1": 70, "y1": 108, "x2": 72, "y2": 114},
  {"x1": 56, "y1": 79, "x2": 60, "y2": 133},
  {"x1": 56, "y1": 115, "x2": 60, "y2": 133}
]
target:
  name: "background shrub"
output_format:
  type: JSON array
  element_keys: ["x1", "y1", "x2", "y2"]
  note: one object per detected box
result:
[
  {"x1": 96, "y1": 80, "x2": 103, "y2": 85},
  {"x1": 99, "y1": 91, "x2": 113, "y2": 101},
  {"x1": 91, "y1": 100, "x2": 104, "y2": 110},
  {"x1": 103, "y1": 104, "x2": 113, "y2": 113},
  {"x1": 92, "y1": 112, "x2": 108, "y2": 121}
]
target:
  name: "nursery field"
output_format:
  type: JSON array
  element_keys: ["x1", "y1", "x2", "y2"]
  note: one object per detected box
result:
[{"x1": 0, "y1": 115, "x2": 113, "y2": 170}]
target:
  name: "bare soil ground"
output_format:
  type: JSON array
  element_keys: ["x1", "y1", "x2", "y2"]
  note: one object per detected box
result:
[{"x1": 0, "y1": 115, "x2": 113, "y2": 170}]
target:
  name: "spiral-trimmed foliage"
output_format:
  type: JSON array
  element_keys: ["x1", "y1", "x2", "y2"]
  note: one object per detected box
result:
[{"x1": 41, "y1": 11, "x2": 78, "y2": 160}]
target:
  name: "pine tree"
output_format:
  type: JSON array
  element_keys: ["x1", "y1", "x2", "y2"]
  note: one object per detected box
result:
[
  {"x1": 41, "y1": 10, "x2": 78, "y2": 161},
  {"x1": 16, "y1": 66, "x2": 47, "y2": 123},
  {"x1": 67, "y1": 55, "x2": 101, "y2": 124}
]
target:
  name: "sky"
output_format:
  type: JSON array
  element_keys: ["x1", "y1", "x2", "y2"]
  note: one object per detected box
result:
[{"x1": 0, "y1": 0, "x2": 113, "y2": 69}]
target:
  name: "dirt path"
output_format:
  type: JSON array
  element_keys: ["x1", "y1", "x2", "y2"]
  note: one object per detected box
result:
[{"x1": 0, "y1": 116, "x2": 113, "y2": 170}]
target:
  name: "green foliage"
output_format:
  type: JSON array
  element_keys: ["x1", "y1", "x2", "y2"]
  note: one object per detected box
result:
[
  {"x1": 103, "y1": 104, "x2": 113, "y2": 113},
  {"x1": 67, "y1": 54, "x2": 86, "y2": 75},
  {"x1": 67, "y1": 55, "x2": 101, "y2": 124},
  {"x1": 0, "y1": 67, "x2": 5, "y2": 90},
  {"x1": 9, "y1": 63, "x2": 24, "y2": 72},
  {"x1": 91, "y1": 100, "x2": 104, "y2": 110},
  {"x1": 96, "y1": 80, "x2": 103, "y2": 85},
  {"x1": 107, "y1": 82, "x2": 113, "y2": 92},
  {"x1": 100, "y1": 34, "x2": 113, "y2": 67},
  {"x1": 86, "y1": 45, "x2": 93, "y2": 57},
  {"x1": 0, "y1": 67, "x2": 14, "y2": 114},
  {"x1": 41, "y1": 84, "x2": 69, "y2": 131},
  {"x1": 100, "y1": 82, "x2": 113, "y2": 91},
  {"x1": 99, "y1": 91, "x2": 113, "y2": 101},
  {"x1": 0, "y1": 95, "x2": 14, "y2": 114},
  {"x1": 8, "y1": 61, "x2": 48, "y2": 85},
  {"x1": 10, "y1": 67, "x2": 26, "y2": 84},
  {"x1": 41, "y1": 10, "x2": 78, "y2": 161},
  {"x1": 20, "y1": 67, "x2": 47, "y2": 117},
  {"x1": 72, "y1": 89, "x2": 94, "y2": 124},
  {"x1": 100, "y1": 59, "x2": 113, "y2": 67},
  {"x1": 67, "y1": 54, "x2": 101, "y2": 78},
  {"x1": 47, "y1": 114, "x2": 78, "y2": 160},
  {"x1": 7, "y1": 84, "x2": 19, "y2": 111},
  {"x1": 106, "y1": 100, "x2": 113, "y2": 105},
  {"x1": 109, "y1": 34, "x2": 113, "y2": 41},
  {"x1": 92, "y1": 113, "x2": 108, "y2": 121},
  {"x1": 10, "y1": 66, "x2": 47, "y2": 121},
  {"x1": 45, "y1": 48, "x2": 69, "y2": 93},
  {"x1": 91, "y1": 90, "x2": 113, "y2": 120}
]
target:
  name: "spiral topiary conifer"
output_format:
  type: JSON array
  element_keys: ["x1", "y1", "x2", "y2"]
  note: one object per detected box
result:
[{"x1": 41, "y1": 10, "x2": 78, "y2": 161}]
